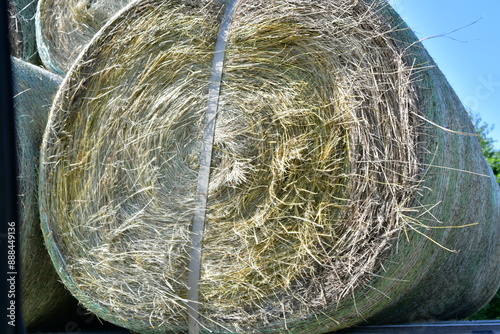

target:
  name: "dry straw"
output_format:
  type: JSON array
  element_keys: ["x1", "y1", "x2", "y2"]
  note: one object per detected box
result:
[
  {"x1": 35, "y1": 0, "x2": 132, "y2": 74},
  {"x1": 12, "y1": 57, "x2": 77, "y2": 330},
  {"x1": 39, "y1": 0, "x2": 500, "y2": 333},
  {"x1": 8, "y1": 2, "x2": 23, "y2": 58},
  {"x1": 9, "y1": 0, "x2": 40, "y2": 64}
]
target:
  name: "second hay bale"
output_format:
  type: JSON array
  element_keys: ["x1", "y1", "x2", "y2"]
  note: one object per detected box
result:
[
  {"x1": 12, "y1": 57, "x2": 77, "y2": 330},
  {"x1": 9, "y1": 0, "x2": 40, "y2": 64},
  {"x1": 35, "y1": 0, "x2": 132, "y2": 74},
  {"x1": 38, "y1": 0, "x2": 500, "y2": 333}
]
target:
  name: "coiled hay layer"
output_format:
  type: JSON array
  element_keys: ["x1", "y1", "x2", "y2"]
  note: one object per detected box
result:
[
  {"x1": 39, "y1": 0, "x2": 500, "y2": 333},
  {"x1": 35, "y1": 0, "x2": 132, "y2": 74},
  {"x1": 12, "y1": 57, "x2": 77, "y2": 330}
]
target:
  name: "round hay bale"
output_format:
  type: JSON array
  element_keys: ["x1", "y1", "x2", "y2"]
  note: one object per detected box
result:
[
  {"x1": 8, "y1": 2, "x2": 23, "y2": 58},
  {"x1": 39, "y1": 0, "x2": 500, "y2": 333},
  {"x1": 35, "y1": 0, "x2": 132, "y2": 74},
  {"x1": 12, "y1": 57, "x2": 77, "y2": 330},
  {"x1": 8, "y1": 0, "x2": 41, "y2": 64}
]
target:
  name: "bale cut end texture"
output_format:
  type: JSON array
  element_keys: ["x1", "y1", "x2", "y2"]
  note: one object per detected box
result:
[
  {"x1": 36, "y1": 0, "x2": 132, "y2": 74},
  {"x1": 12, "y1": 57, "x2": 78, "y2": 330},
  {"x1": 39, "y1": 0, "x2": 500, "y2": 333}
]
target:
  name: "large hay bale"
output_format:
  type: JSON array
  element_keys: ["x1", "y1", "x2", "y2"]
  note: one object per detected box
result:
[
  {"x1": 12, "y1": 57, "x2": 77, "y2": 330},
  {"x1": 39, "y1": 0, "x2": 500, "y2": 333},
  {"x1": 8, "y1": 2, "x2": 23, "y2": 58},
  {"x1": 8, "y1": 0, "x2": 40, "y2": 64},
  {"x1": 35, "y1": 0, "x2": 132, "y2": 74}
]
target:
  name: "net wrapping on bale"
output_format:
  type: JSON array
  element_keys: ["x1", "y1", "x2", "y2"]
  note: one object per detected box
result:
[
  {"x1": 35, "y1": 0, "x2": 132, "y2": 74},
  {"x1": 12, "y1": 57, "x2": 77, "y2": 330},
  {"x1": 38, "y1": 0, "x2": 500, "y2": 333},
  {"x1": 9, "y1": 0, "x2": 40, "y2": 64}
]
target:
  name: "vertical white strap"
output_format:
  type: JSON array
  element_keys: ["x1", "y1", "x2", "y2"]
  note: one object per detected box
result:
[{"x1": 187, "y1": 1, "x2": 238, "y2": 333}]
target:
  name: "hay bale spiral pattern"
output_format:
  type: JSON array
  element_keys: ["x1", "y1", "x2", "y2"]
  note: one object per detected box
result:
[{"x1": 39, "y1": 0, "x2": 500, "y2": 333}]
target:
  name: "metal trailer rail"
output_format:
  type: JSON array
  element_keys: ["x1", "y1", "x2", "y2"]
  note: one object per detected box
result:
[
  {"x1": 338, "y1": 320, "x2": 500, "y2": 334},
  {"x1": 23, "y1": 321, "x2": 500, "y2": 334}
]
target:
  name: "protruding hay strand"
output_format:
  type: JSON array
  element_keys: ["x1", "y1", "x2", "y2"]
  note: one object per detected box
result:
[
  {"x1": 36, "y1": 0, "x2": 132, "y2": 73},
  {"x1": 12, "y1": 57, "x2": 77, "y2": 330},
  {"x1": 41, "y1": 0, "x2": 423, "y2": 331},
  {"x1": 9, "y1": 0, "x2": 40, "y2": 64},
  {"x1": 8, "y1": 1, "x2": 24, "y2": 58}
]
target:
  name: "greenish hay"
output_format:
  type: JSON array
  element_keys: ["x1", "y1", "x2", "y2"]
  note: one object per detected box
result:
[
  {"x1": 9, "y1": 0, "x2": 41, "y2": 64},
  {"x1": 361, "y1": 5, "x2": 500, "y2": 324},
  {"x1": 12, "y1": 57, "x2": 77, "y2": 330},
  {"x1": 8, "y1": 2, "x2": 23, "y2": 58},
  {"x1": 35, "y1": 0, "x2": 132, "y2": 74},
  {"x1": 38, "y1": 0, "x2": 500, "y2": 333}
]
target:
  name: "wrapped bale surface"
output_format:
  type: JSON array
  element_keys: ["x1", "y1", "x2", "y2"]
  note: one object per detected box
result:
[
  {"x1": 12, "y1": 57, "x2": 77, "y2": 330},
  {"x1": 364, "y1": 5, "x2": 500, "y2": 324},
  {"x1": 8, "y1": 2, "x2": 23, "y2": 58},
  {"x1": 9, "y1": 0, "x2": 40, "y2": 64},
  {"x1": 38, "y1": 0, "x2": 500, "y2": 333},
  {"x1": 35, "y1": 0, "x2": 132, "y2": 74}
]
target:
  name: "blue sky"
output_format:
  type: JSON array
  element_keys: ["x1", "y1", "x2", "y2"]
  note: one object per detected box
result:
[{"x1": 389, "y1": 0, "x2": 500, "y2": 149}]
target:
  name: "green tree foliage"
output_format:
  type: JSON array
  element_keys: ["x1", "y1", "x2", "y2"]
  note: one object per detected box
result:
[
  {"x1": 470, "y1": 294, "x2": 500, "y2": 320},
  {"x1": 468, "y1": 113, "x2": 500, "y2": 320},
  {"x1": 473, "y1": 115, "x2": 500, "y2": 184}
]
